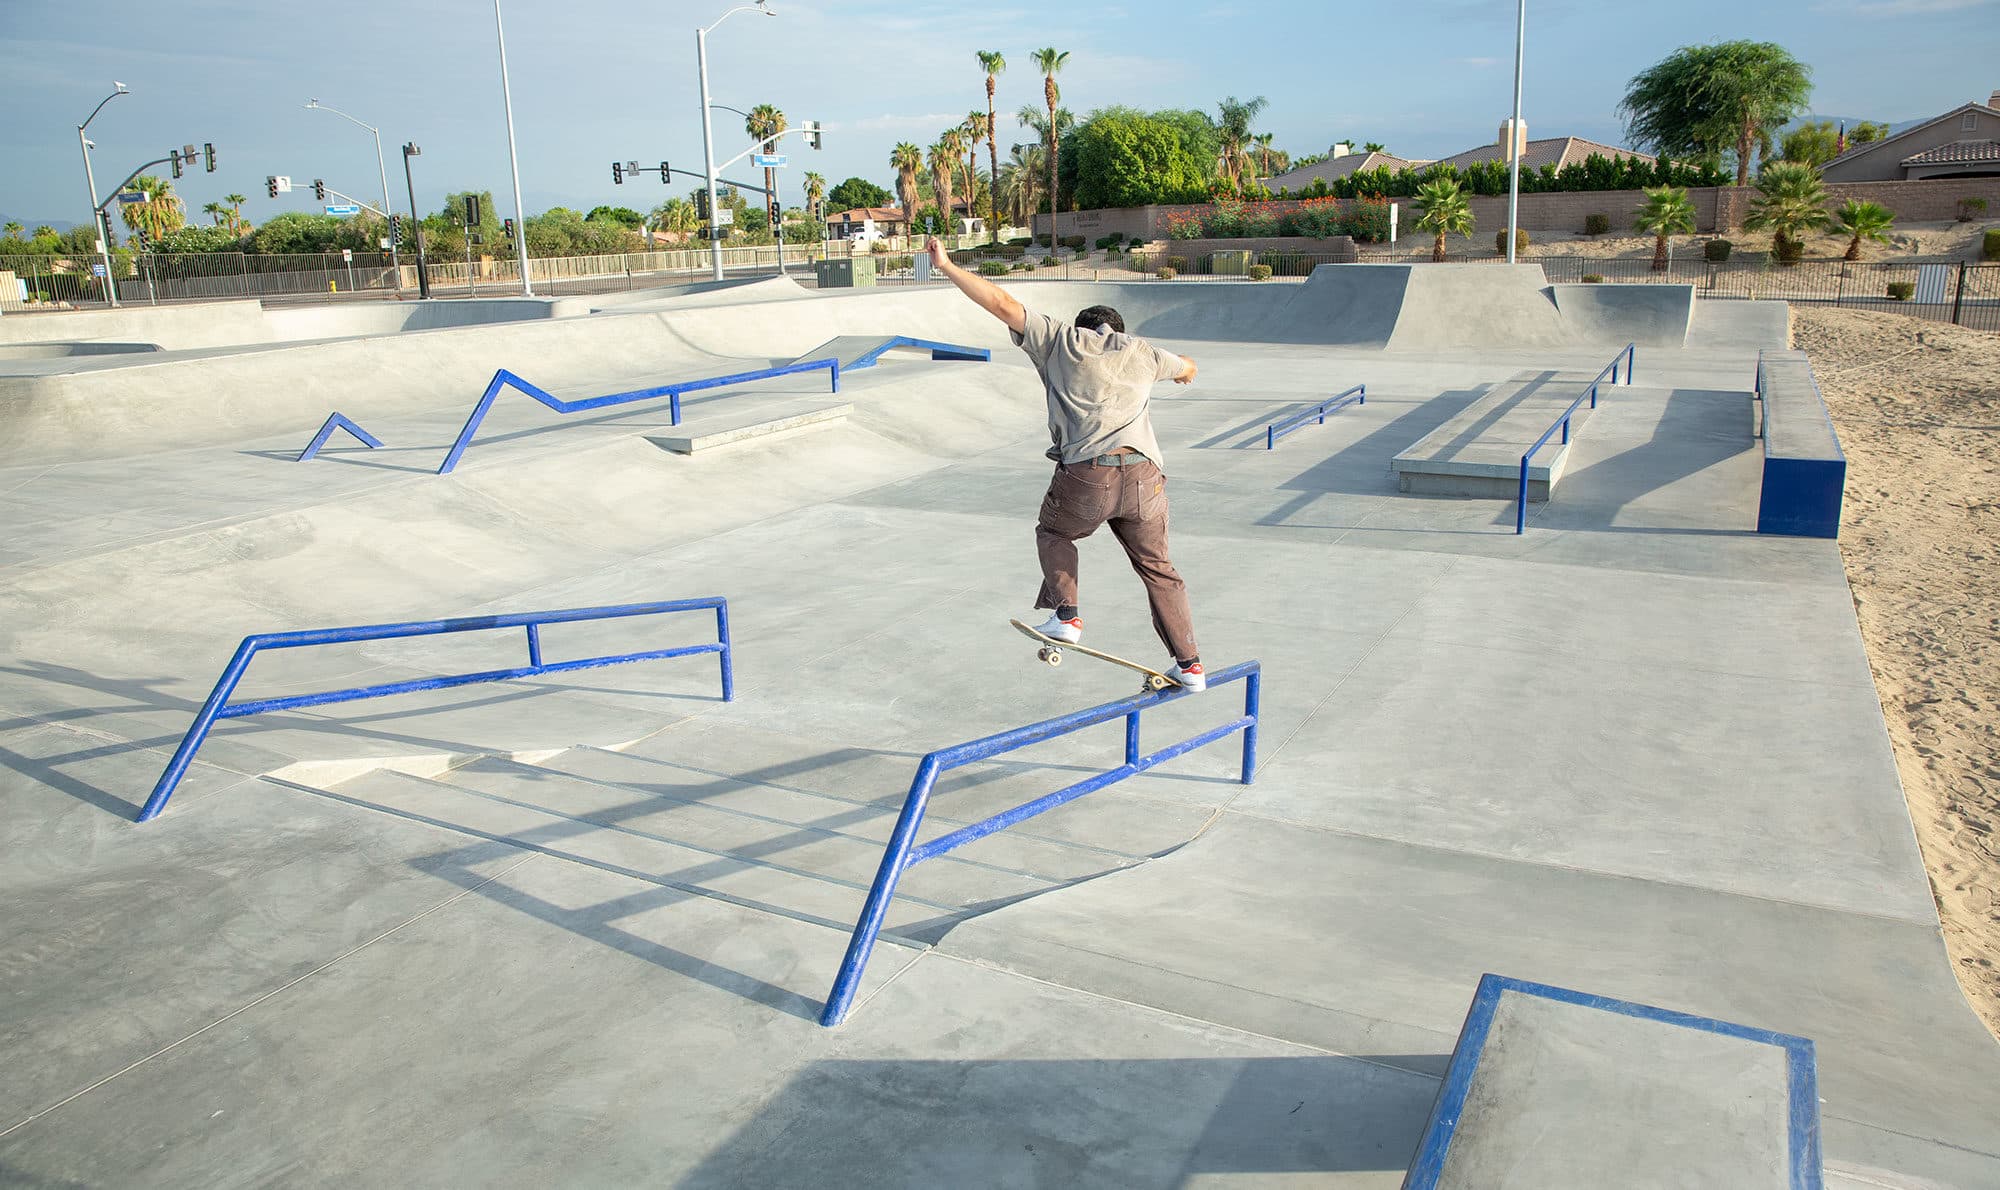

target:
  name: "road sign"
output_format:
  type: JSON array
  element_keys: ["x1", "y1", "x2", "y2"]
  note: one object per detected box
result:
[
  {"x1": 342, "y1": 248, "x2": 353, "y2": 262},
  {"x1": 116, "y1": 191, "x2": 146, "y2": 204},
  {"x1": 91, "y1": 263, "x2": 108, "y2": 277},
  {"x1": 274, "y1": 176, "x2": 293, "y2": 193},
  {"x1": 751, "y1": 154, "x2": 788, "y2": 168},
  {"x1": 714, "y1": 206, "x2": 734, "y2": 227},
  {"x1": 325, "y1": 204, "x2": 361, "y2": 216}
]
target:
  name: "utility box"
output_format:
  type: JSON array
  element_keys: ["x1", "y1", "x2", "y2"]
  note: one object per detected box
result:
[
  {"x1": 816, "y1": 257, "x2": 877, "y2": 288},
  {"x1": 1209, "y1": 250, "x2": 1252, "y2": 276}
]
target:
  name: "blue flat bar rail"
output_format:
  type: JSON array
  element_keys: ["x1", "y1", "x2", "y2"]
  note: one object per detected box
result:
[
  {"x1": 1514, "y1": 342, "x2": 1635, "y2": 534},
  {"x1": 819, "y1": 660, "x2": 1261, "y2": 1026},
  {"x1": 136, "y1": 597, "x2": 734, "y2": 823},
  {"x1": 437, "y1": 359, "x2": 840, "y2": 474},
  {"x1": 1267, "y1": 384, "x2": 1365, "y2": 449}
]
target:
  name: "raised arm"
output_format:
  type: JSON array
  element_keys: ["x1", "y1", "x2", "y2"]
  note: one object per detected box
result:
[{"x1": 926, "y1": 237, "x2": 1026, "y2": 336}]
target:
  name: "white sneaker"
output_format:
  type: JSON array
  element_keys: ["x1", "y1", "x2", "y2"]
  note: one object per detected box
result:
[
  {"x1": 1034, "y1": 613, "x2": 1083, "y2": 643},
  {"x1": 1166, "y1": 660, "x2": 1207, "y2": 692}
]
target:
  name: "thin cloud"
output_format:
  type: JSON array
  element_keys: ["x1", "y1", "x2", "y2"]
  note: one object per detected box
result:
[
  {"x1": 1459, "y1": 56, "x2": 1500, "y2": 66},
  {"x1": 1818, "y1": 0, "x2": 1992, "y2": 11}
]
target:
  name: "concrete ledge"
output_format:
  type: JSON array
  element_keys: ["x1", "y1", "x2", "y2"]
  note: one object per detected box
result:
[
  {"x1": 648, "y1": 403, "x2": 851, "y2": 454},
  {"x1": 1405, "y1": 973, "x2": 1821, "y2": 1190},
  {"x1": 1755, "y1": 353, "x2": 1845, "y2": 539},
  {"x1": 1392, "y1": 370, "x2": 1599, "y2": 500}
]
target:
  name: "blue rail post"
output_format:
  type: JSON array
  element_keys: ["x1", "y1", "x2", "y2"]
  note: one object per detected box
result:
[
  {"x1": 1265, "y1": 383, "x2": 1365, "y2": 450},
  {"x1": 818, "y1": 661, "x2": 1261, "y2": 1026},
  {"x1": 136, "y1": 597, "x2": 736, "y2": 822}
]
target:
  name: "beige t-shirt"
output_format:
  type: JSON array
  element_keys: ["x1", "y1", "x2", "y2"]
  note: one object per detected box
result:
[{"x1": 1012, "y1": 309, "x2": 1184, "y2": 471}]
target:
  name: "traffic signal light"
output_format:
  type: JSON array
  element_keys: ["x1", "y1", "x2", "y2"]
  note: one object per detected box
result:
[
  {"x1": 659, "y1": 160, "x2": 670, "y2": 183},
  {"x1": 503, "y1": 217, "x2": 515, "y2": 240},
  {"x1": 464, "y1": 195, "x2": 481, "y2": 225},
  {"x1": 695, "y1": 189, "x2": 710, "y2": 218},
  {"x1": 389, "y1": 214, "x2": 402, "y2": 243},
  {"x1": 171, "y1": 149, "x2": 183, "y2": 179},
  {"x1": 204, "y1": 143, "x2": 216, "y2": 172},
  {"x1": 267, "y1": 175, "x2": 279, "y2": 198},
  {"x1": 768, "y1": 198, "x2": 781, "y2": 231},
  {"x1": 612, "y1": 161, "x2": 624, "y2": 184},
  {"x1": 805, "y1": 122, "x2": 823, "y2": 150},
  {"x1": 313, "y1": 179, "x2": 326, "y2": 201}
]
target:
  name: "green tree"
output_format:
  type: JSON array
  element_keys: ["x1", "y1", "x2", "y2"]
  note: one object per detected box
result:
[
  {"x1": 1832, "y1": 198, "x2": 1894, "y2": 261},
  {"x1": 585, "y1": 205, "x2": 645, "y2": 228},
  {"x1": 963, "y1": 110, "x2": 989, "y2": 223},
  {"x1": 890, "y1": 143, "x2": 924, "y2": 229},
  {"x1": 1620, "y1": 41, "x2": 1812, "y2": 186},
  {"x1": 1362, "y1": 141, "x2": 1386, "y2": 154},
  {"x1": 746, "y1": 103, "x2": 787, "y2": 232},
  {"x1": 802, "y1": 171, "x2": 826, "y2": 222},
  {"x1": 997, "y1": 142, "x2": 1047, "y2": 227},
  {"x1": 120, "y1": 176, "x2": 185, "y2": 243},
  {"x1": 1849, "y1": 120, "x2": 1890, "y2": 145},
  {"x1": 1069, "y1": 108, "x2": 1214, "y2": 209},
  {"x1": 1414, "y1": 176, "x2": 1474, "y2": 262},
  {"x1": 1743, "y1": 161, "x2": 1833, "y2": 262},
  {"x1": 151, "y1": 224, "x2": 246, "y2": 253},
  {"x1": 201, "y1": 201, "x2": 227, "y2": 226},
  {"x1": 223, "y1": 193, "x2": 249, "y2": 233},
  {"x1": 977, "y1": 50, "x2": 1007, "y2": 241},
  {"x1": 1032, "y1": 47, "x2": 1069, "y2": 237},
  {"x1": 2, "y1": 221, "x2": 21, "y2": 237},
  {"x1": 1213, "y1": 95, "x2": 1268, "y2": 192},
  {"x1": 928, "y1": 135, "x2": 960, "y2": 230},
  {"x1": 826, "y1": 176, "x2": 892, "y2": 212},
  {"x1": 1633, "y1": 185, "x2": 1696, "y2": 271},
  {"x1": 651, "y1": 197, "x2": 699, "y2": 236},
  {"x1": 1781, "y1": 121, "x2": 1845, "y2": 167}
]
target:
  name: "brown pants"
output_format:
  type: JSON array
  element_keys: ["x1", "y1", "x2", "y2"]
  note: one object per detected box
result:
[{"x1": 1035, "y1": 458, "x2": 1198, "y2": 663}]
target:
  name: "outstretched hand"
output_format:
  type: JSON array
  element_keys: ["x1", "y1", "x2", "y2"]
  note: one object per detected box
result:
[{"x1": 924, "y1": 236, "x2": 950, "y2": 270}]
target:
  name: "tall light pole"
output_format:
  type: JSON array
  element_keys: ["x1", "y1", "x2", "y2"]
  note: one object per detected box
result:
[
  {"x1": 304, "y1": 99, "x2": 402, "y2": 295},
  {"x1": 77, "y1": 82, "x2": 128, "y2": 308},
  {"x1": 493, "y1": 0, "x2": 534, "y2": 296},
  {"x1": 1506, "y1": 0, "x2": 1526, "y2": 265},
  {"x1": 697, "y1": 1, "x2": 776, "y2": 281},
  {"x1": 402, "y1": 142, "x2": 432, "y2": 299}
]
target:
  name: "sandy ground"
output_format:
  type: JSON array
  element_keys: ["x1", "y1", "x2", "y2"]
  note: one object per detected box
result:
[{"x1": 1794, "y1": 307, "x2": 2000, "y2": 1038}]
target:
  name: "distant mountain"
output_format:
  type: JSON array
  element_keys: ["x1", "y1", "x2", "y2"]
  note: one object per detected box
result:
[
  {"x1": 1782, "y1": 114, "x2": 1929, "y2": 137},
  {"x1": 0, "y1": 216, "x2": 77, "y2": 233}
]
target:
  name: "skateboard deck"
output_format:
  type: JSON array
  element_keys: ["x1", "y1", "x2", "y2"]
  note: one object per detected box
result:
[{"x1": 1010, "y1": 619, "x2": 1181, "y2": 691}]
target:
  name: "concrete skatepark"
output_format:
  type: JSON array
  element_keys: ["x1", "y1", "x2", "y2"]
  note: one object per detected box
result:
[{"x1": 2, "y1": 265, "x2": 1996, "y2": 1187}]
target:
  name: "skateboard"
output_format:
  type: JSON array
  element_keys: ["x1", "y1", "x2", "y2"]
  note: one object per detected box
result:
[{"x1": 1010, "y1": 619, "x2": 1182, "y2": 691}]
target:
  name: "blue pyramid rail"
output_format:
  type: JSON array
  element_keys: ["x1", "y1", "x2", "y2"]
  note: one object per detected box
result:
[
  {"x1": 438, "y1": 358, "x2": 841, "y2": 474},
  {"x1": 297, "y1": 412, "x2": 384, "y2": 461},
  {"x1": 846, "y1": 336, "x2": 990, "y2": 369}
]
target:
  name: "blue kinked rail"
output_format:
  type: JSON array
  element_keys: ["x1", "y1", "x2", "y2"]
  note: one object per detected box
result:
[
  {"x1": 819, "y1": 660, "x2": 1262, "y2": 1026},
  {"x1": 1267, "y1": 384, "x2": 1365, "y2": 449},
  {"x1": 437, "y1": 359, "x2": 841, "y2": 474},
  {"x1": 136, "y1": 597, "x2": 734, "y2": 823},
  {"x1": 1514, "y1": 342, "x2": 1635, "y2": 534},
  {"x1": 297, "y1": 412, "x2": 384, "y2": 462}
]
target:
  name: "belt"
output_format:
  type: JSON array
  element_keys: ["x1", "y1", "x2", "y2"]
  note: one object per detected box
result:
[{"x1": 1087, "y1": 453, "x2": 1148, "y2": 467}]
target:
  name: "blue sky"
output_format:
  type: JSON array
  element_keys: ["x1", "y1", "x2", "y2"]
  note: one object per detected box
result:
[{"x1": 2, "y1": 0, "x2": 1996, "y2": 228}]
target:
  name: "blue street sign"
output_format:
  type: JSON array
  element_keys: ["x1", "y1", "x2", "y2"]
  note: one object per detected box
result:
[
  {"x1": 751, "y1": 154, "x2": 788, "y2": 168},
  {"x1": 324, "y1": 204, "x2": 361, "y2": 216},
  {"x1": 116, "y1": 192, "x2": 146, "y2": 204},
  {"x1": 92, "y1": 263, "x2": 108, "y2": 277}
]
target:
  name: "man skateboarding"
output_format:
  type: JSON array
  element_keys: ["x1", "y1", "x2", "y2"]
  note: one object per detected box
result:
[{"x1": 924, "y1": 237, "x2": 1206, "y2": 690}]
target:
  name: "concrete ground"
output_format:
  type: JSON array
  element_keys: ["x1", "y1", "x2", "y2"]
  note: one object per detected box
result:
[{"x1": 1, "y1": 273, "x2": 1996, "y2": 1188}]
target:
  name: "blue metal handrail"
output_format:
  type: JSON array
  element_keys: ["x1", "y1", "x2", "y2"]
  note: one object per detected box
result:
[
  {"x1": 437, "y1": 358, "x2": 841, "y2": 474},
  {"x1": 1267, "y1": 384, "x2": 1365, "y2": 449},
  {"x1": 136, "y1": 597, "x2": 734, "y2": 822},
  {"x1": 819, "y1": 660, "x2": 1261, "y2": 1026},
  {"x1": 1513, "y1": 342, "x2": 1636, "y2": 534},
  {"x1": 297, "y1": 412, "x2": 383, "y2": 461}
]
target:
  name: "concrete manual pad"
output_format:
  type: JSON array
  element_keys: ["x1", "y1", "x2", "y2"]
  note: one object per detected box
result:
[
  {"x1": 649, "y1": 401, "x2": 851, "y2": 454},
  {"x1": 1405, "y1": 974, "x2": 1813, "y2": 1190},
  {"x1": 1390, "y1": 369, "x2": 1603, "y2": 498}
]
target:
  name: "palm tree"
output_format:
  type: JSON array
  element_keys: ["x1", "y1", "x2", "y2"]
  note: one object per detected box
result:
[
  {"x1": 1414, "y1": 177, "x2": 1474, "y2": 262},
  {"x1": 746, "y1": 103, "x2": 787, "y2": 232},
  {"x1": 1743, "y1": 161, "x2": 1833, "y2": 262},
  {"x1": 928, "y1": 136, "x2": 959, "y2": 235},
  {"x1": 803, "y1": 171, "x2": 827, "y2": 223},
  {"x1": 964, "y1": 110, "x2": 988, "y2": 223},
  {"x1": 652, "y1": 198, "x2": 699, "y2": 237},
  {"x1": 202, "y1": 201, "x2": 227, "y2": 227},
  {"x1": 1632, "y1": 186, "x2": 1696, "y2": 271},
  {"x1": 1363, "y1": 141, "x2": 1387, "y2": 154},
  {"x1": 890, "y1": 142, "x2": 924, "y2": 235},
  {"x1": 120, "y1": 176, "x2": 185, "y2": 242},
  {"x1": 1833, "y1": 199, "x2": 1894, "y2": 262},
  {"x1": 996, "y1": 143, "x2": 1046, "y2": 227},
  {"x1": 2, "y1": 221, "x2": 21, "y2": 238},
  {"x1": 224, "y1": 193, "x2": 248, "y2": 232},
  {"x1": 1214, "y1": 96, "x2": 1269, "y2": 191},
  {"x1": 1031, "y1": 47, "x2": 1069, "y2": 246},
  {"x1": 33, "y1": 225, "x2": 56, "y2": 239},
  {"x1": 977, "y1": 50, "x2": 1006, "y2": 241}
]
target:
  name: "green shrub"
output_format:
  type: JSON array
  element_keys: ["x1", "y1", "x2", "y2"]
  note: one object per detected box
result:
[
  {"x1": 1247, "y1": 264, "x2": 1272, "y2": 281},
  {"x1": 1061, "y1": 234, "x2": 1086, "y2": 250},
  {"x1": 1041, "y1": 255, "x2": 1062, "y2": 268},
  {"x1": 1774, "y1": 234, "x2": 1805, "y2": 265},
  {"x1": 884, "y1": 255, "x2": 913, "y2": 271},
  {"x1": 1008, "y1": 235, "x2": 1033, "y2": 246},
  {"x1": 1957, "y1": 197, "x2": 1988, "y2": 222},
  {"x1": 1581, "y1": 273, "x2": 1604, "y2": 284},
  {"x1": 1495, "y1": 228, "x2": 1530, "y2": 254},
  {"x1": 1094, "y1": 234, "x2": 1119, "y2": 249},
  {"x1": 1703, "y1": 238, "x2": 1732, "y2": 262},
  {"x1": 999, "y1": 244, "x2": 1026, "y2": 259},
  {"x1": 1983, "y1": 229, "x2": 2000, "y2": 261},
  {"x1": 1167, "y1": 255, "x2": 1187, "y2": 272},
  {"x1": 1036, "y1": 234, "x2": 1053, "y2": 248},
  {"x1": 977, "y1": 260, "x2": 1010, "y2": 276},
  {"x1": 1155, "y1": 266, "x2": 1178, "y2": 280},
  {"x1": 1584, "y1": 212, "x2": 1611, "y2": 236},
  {"x1": 1886, "y1": 280, "x2": 1915, "y2": 301},
  {"x1": 1012, "y1": 261, "x2": 1033, "y2": 271},
  {"x1": 1103, "y1": 245, "x2": 1122, "y2": 256}
]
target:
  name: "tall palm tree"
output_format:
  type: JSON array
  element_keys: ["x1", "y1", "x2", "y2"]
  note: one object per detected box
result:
[
  {"x1": 1833, "y1": 199, "x2": 1894, "y2": 262},
  {"x1": 224, "y1": 192, "x2": 248, "y2": 232},
  {"x1": 120, "y1": 176, "x2": 185, "y2": 242},
  {"x1": 963, "y1": 110, "x2": 988, "y2": 223},
  {"x1": 1031, "y1": 47, "x2": 1069, "y2": 245},
  {"x1": 746, "y1": 103, "x2": 787, "y2": 232},
  {"x1": 977, "y1": 50, "x2": 1006, "y2": 241},
  {"x1": 803, "y1": 171, "x2": 826, "y2": 222},
  {"x1": 202, "y1": 201, "x2": 227, "y2": 227},
  {"x1": 652, "y1": 197, "x2": 699, "y2": 237},
  {"x1": 1414, "y1": 177, "x2": 1474, "y2": 262},
  {"x1": 890, "y1": 142, "x2": 924, "y2": 235},
  {"x1": 1632, "y1": 186, "x2": 1696, "y2": 271},
  {"x1": 1743, "y1": 161, "x2": 1833, "y2": 262},
  {"x1": 2, "y1": 221, "x2": 22, "y2": 238},
  {"x1": 928, "y1": 136, "x2": 959, "y2": 235},
  {"x1": 1214, "y1": 95, "x2": 1269, "y2": 191}
]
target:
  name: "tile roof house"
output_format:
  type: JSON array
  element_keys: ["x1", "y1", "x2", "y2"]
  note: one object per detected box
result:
[
  {"x1": 1821, "y1": 90, "x2": 2000, "y2": 182},
  {"x1": 1265, "y1": 123, "x2": 1652, "y2": 194},
  {"x1": 1267, "y1": 149, "x2": 1427, "y2": 193}
]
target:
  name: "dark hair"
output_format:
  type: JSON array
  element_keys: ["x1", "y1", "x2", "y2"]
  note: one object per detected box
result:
[{"x1": 1074, "y1": 305, "x2": 1125, "y2": 334}]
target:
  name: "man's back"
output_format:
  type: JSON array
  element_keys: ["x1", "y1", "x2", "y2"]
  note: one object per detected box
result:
[{"x1": 1013, "y1": 309, "x2": 1185, "y2": 468}]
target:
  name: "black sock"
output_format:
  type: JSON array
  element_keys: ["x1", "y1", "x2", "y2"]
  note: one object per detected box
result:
[
  {"x1": 1057, "y1": 605, "x2": 1079, "y2": 621},
  {"x1": 1177, "y1": 655, "x2": 1200, "y2": 669}
]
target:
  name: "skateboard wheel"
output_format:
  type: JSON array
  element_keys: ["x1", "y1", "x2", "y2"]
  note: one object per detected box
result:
[{"x1": 1043, "y1": 648, "x2": 1062, "y2": 667}]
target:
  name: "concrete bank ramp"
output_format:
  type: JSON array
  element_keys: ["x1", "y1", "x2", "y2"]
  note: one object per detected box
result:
[
  {"x1": 1384, "y1": 264, "x2": 1566, "y2": 351},
  {"x1": 1546, "y1": 282, "x2": 1695, "y2": 348}
]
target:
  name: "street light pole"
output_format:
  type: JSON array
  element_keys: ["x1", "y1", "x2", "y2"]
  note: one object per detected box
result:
[
  {"x1": 493, "y1": 0, "x2": 534, "y2": 296},
  {"x1": 77, "y1": 82, "x2": 128, "y2": 308},
  {"x1": 305, "y1": 99, "x2": 403, "y2": 295},
  {"x1": 402, "y1": 143, "x2": 432, "y2": 299},
  {"x1": 696, "y1": 2, "x2": 776, "y2": 282},
  {"x1": 1506, "y1": 0, "x2": 1525, "y2": 265}
]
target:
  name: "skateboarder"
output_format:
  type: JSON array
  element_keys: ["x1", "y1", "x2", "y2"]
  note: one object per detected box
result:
[{"x1": 924, "y1": 237, "x2": 1206, "y2": 690}]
